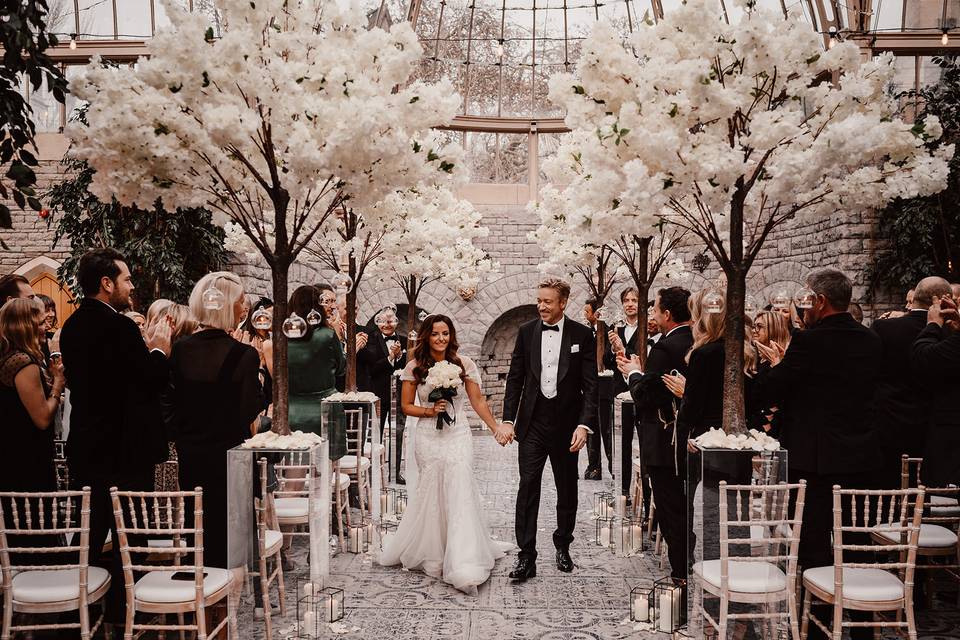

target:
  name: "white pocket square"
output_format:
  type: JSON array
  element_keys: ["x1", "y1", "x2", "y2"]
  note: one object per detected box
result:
[{"x1": 571, "y1": 344, "x2": 580, "y2": 353}]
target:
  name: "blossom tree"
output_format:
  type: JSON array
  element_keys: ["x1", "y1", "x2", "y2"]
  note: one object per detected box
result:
[
  {"x1": 366, "y1": 186, "x2": 497, "y2": 339},
  {"x1": 543, "y1": 0, "x2": 953, "y2": 432},
  {"x1": 67, "y1": 0, "x2": 460, "y2": 433}
]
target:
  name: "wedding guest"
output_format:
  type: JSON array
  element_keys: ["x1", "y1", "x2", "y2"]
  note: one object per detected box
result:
[
  {"x1": 618, "y1": 286, "x2": 692, "y2": 579},
  {"x1": 145, "y1": 298, "x2": 174, "y2": 331},
  {"x1": 316, "y1": 283, "x2": 370, "y2": 391},
  {"x1": 240, "y1": 296, "x2": 273, "y2": 342},
  {"x1": 60, "y1": 248, "x2": 171, "y2": 629},
  {"x1": 584, "y1": 297, "x2": 615, "y2": 482},
  {"x1": 951, "y1": 283, "x2": 960, "y2": 299},
  {"x1": 873, "y1": 276, "x2": 951, "y2": 488},
  {"x1": 605, "y1": 289, "x2": 643, "y2": 504},
  {"x1": 166, "y1": 272, "x2": 262, "y2": 568},
  {"x1": 0, "y1": 274, "x2": 34, "y2": 304},
  {"x1": 287, "y1": 285, "x2": 344, "y2": 437},
  {"x1": 912, "y1": 293, "x2": 960, "y2": 487},
  {"x1": 750, "y1": 310, "x2": 791, "y2": 432},
  {"x1": 754, "y1": 267, "x2": 882, "y2": 640},
  {"x1": 906, "y1": 288, "x2": 916, "y2": 309},
  {"x1": 124, "y1": 311, "x2": 146, "y2": 334},
  {"x1": 362, "y1": 307, "x2": 406, "y2": 479},
  {"x1": 34, "y1": 293, "x2": 58, "y2": 363}
]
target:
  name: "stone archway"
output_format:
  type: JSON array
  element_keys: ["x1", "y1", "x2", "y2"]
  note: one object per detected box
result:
[{"x1": 478, "y1": 304, "x2": 539, "y2": 417}]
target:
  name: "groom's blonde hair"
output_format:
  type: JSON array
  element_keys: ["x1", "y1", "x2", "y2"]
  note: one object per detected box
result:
[{"x1": 538, "y1": 277, "x2": 571, "y2": 301}]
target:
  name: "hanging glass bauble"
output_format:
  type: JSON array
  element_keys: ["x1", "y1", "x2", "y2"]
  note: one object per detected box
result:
[
  {"x1": 202, "y1": 287, "x2": 225, "y2": 311},
  {"x1": 744, "y1": 295, "x2": 759, "y2": 317},
  {"x1": 418, "y1": 310, "x2": 429, "y2": 322},
  {"x1": 703, "y1": 290, "x2": 724, "y2": 314},
  {"x1": 306, "y1": 308, "x2": 323, "y2": 326},
  {"x1": 251, "y1": 307, "x2": 272, "y2": 331},
  {"x1": 282, "y1": 312, "x2": 308, "y2": 339},
  {"x1": 793, "y1": 287, "x2": 816, "y2": 309},
  {"x1": 407, "y1": 330, "x2": 418, "y2": 341},
  {"x1": 769, "y1": 288, "x2": 791, "y2": 311},
  {"x1": 333, "y1": 273, "x2": 353, "y2": 295},
  {"x1": 594, "y1": 306, "x2": 606, "y2": 322}
]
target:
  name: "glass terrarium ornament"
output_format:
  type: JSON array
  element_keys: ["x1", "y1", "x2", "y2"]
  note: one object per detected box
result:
[
  {"x1": 418, "y1": 310, "x2": 429, "y2": 322},
  {"x1": 744, "y1": 294, "x2": 759, "y2": 316},
  {"x1": 793, "y1": 286, "x2": 816, "y2": 309},
  {"x1": 703, "y1": 290, "x2": 724, "y2": 314},
  {"x1": 333, "y1": 272, "x2": 354, "y2": 295},
  {"x1": 201, "y1": 286, "x2": 225, "y2": 311},
  {"x1": 769, "y1": 288, "x2": 791, "y2": 310},
  {"x1": 251, "y1": 307, "x2": 272, "y2": 331},
  {"x1": 306, "y1": 308, "x2": 323, "y2": 326},
  {"x1": 282, "y1": 312, "x2": 308, "y2": 339}
]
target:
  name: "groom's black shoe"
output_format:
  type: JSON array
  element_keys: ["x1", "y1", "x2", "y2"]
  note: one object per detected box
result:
[
  {"x1": 509, "y1": 558, "x2": 536, "y2": 582},
  {"x1": 556, "y1": 548, "x2": 574, "y2": 573},
  {"x1": 584, "y1": 468, "x2": 601, "y2": 480}
]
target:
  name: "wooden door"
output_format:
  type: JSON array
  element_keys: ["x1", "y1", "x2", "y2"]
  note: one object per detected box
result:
[{"x1": 29, "y1": 273, "x2": 77, "y2": 327}]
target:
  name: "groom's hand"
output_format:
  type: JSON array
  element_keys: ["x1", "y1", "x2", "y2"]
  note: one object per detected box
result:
[
  {"x1": 494, "y1": 423, "x2": 514, "y2": 446},
  {"x1": 569, "y1": 426, "x2": 589, "y2": 452}
]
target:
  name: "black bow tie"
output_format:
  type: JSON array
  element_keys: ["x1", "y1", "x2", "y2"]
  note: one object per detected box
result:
[{"x1": 541, "y1": 324, "x2": 559, "y2": 332}]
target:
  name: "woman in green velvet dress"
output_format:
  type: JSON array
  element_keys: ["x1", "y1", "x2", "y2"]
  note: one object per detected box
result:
[{"x1": 287, "y1": 285, "x2": 345, "y2": 435}]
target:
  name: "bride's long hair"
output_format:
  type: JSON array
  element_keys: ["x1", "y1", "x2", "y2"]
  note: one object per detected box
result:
[{"x1": 411, "y1": 314, "x2": 468, "y2": 385}]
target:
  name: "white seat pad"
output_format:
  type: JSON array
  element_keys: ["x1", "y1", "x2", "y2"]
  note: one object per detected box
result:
[
  {"x1": 332, "y1": 473, "x2": 351, "y2": 489},
  {"x1": 339, "y1": 455, "x2": 371, "y2": 470},
  {"x1": 803, "y1": 566, "x2": 904, "y2": 602},
  {"x1": 134, "y1": 567, "x2": 232, "y2": 604},
  {"x1": 693, "y1": 560, "x2": 787, "y2": 593},
  {"x1": 263, "y1": 529, "x2": 283, "y2": 551},
  {"x1": 362, "y1": 443, "x2": 384, "y2": 455},
  {"x1": 147, "y1": 538, "x2": 188, "y2": 549},
  {"x1": 275, "y1": 497, "x2": 309, "y2": 519},
  {"x1": 930, "y1": 495, "x2": 960, "y2": 515},
  {"x1": 12, "y1": 567, "x2": 110, "y2": 604},
  {"x1": 875, "y1": 524, "x2": 958, "y2": 548}
]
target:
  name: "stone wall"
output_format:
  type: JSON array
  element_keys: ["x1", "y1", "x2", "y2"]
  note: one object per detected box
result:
[{"x1": 0, "y1": 160, "x2": 71, "y2": 274}]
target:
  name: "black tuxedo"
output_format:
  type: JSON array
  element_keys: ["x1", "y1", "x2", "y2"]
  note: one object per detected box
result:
[
  {"x1": 912, "y1": 322, "x2": 960, "y2": 487},
  {"x1": 599, "y1": 323, "x2": 645, "y2": 498},
  {"x1": 754, "y1": 312, "x2": 882, "y2": 572},
  {"x1": 871, "y1": 310, "x2": 930, "y2": 487},
  {"x1": 627, "y1": 324, "x2": 693, "y2": 579},
  {"x1": 503, "y1": 317, "x2": 598, "y2": 563},
  {"x1": 60, "y1": 297, "x2": 170, "y2": 622},
  {"x1": 362, "y1": 332, "x2": 407, "y2": 477}
]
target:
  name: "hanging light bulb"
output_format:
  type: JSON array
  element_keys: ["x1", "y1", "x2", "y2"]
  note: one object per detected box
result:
[
  {"x1": 251, "y1": 307, "x2": 272, "y2": 331},
  {"x1": 69, "y1": 34, "x2": 77, "y2": 50},
  {"x1": 942, "y1": 30, "x2": 950, "y2": 46},
  {"x1": 201, "y1": 286, "x2": 225, "y2": 311},
  {"x1": 306, "y1": 308, "x2": 323, "y2": 326},
  {"x1": 793, "y1": 286, "x2": 817, "y2": 309},
  {"x1": 703, "y1": 290, "x2": 724, "y2": 314},
  {"x1": 282, "y1": 312, "x2": 307, "y2": 339},
  {"x1": 332, "y1": 272, "x2": 353, "y2": 296}
]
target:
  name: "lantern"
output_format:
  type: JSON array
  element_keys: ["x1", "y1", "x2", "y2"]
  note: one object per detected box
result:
[
  {"x1": 630, "y1": 584, "x2": 654, "y2": 622},
  {"x1": 652, "y1": 577, "x2": 686, "y2": 634},
  {"x1": 595, "y1": 515, "x2": 615, "y2": 548}
]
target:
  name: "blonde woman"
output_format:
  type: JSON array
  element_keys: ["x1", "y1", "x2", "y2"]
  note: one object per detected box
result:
[
  {"x1": 753, "y1": 310, "x2": 790, "y2": 366},
  {"x1": 166, "y1": 272, "x2": 263, "y2": 568}
]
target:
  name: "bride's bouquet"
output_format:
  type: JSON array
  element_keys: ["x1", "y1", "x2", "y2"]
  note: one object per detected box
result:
[{"x1": 425, "y1": 360, "x2": 463, "y2": 429}]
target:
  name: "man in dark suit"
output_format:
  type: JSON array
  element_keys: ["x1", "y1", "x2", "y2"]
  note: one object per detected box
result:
[
  {"x1": 503, "y1": 278, "x2": 598, "y2": 580},
  {"x1": 60, "y1": 248, "x2": 171, "y2": 631},
  {"x1": 754, "y1": 268, "x2": 882, "y2": 640},
  {"x1": 618, "y1": 286, "x2": 692, "y2": 580},
  {"x1": 362, "y1": 306, "x2": 408, "y2": 480},
  {"x1": 872, "y1": 276, "x2": 952, "y2": 488},
  {"x1": 582, "y1": 297, "x2": 614, "y2": 480}
]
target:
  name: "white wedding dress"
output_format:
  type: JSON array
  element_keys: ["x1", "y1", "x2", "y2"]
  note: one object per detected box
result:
[{"x1": 378, "y1": 356, "x2": 513, "y2": 594}]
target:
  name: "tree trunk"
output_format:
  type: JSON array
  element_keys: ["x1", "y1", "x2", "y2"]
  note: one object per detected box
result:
[
  {"x1": 406, "y1": 277, "x2": 417, "y2": 362},
  {"x1": 270, "y1": 259, "x2": 291, "y2": 435},
  {"x1": 596, "y1": 318, "x2": 607, "y2": 373},
  {"x1": 345, "y1": 279, "x2": 358, "y2": 392},
  {"x1": 637, "y1": 283, "x2": 650, "y2": 368},
  {"x1": 722, "y1": 196, "x2": 747, "y2": 434}
]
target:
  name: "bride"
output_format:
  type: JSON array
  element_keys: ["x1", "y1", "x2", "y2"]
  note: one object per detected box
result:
[{"x1": 378, "y1": 314, "x2": 514, "y2": 594}]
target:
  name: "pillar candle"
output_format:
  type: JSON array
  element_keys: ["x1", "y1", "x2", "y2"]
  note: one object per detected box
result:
[
  {"x1": 632, "y1": 525, "x2": 644, "y2": 553},
  {"x1": 632, "y1": 594, "x2": 649, "y2": 622},
  {"x1": 303, "y1": 582, "x2": 314, "y2": 597},
  {"x1": 617, "y1": 495, "x2": 627, "y2": 517},
  {"x1": 658, "y1": 589, "x2": 676, "y2": 632},
  {"x1": 349, "y1": 528, "x2": 361, "y2": 553},
  {"x1": 600, "y1": 525, "x2": 611, "y2": 547},
  {"x1": 303, "y1": 610, "x2": 316, "y2": 637}
]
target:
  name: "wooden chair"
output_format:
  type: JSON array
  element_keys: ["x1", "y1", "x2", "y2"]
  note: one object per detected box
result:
[
  {"x1": 274, "y1": 451, "x2": 311, "y2": 549},
  {"x1": 800, "y1": 486, "x2": 924, "y2": 640},
  {"x1": 339, "y1": 408, "x2": 372, "y2": 521},
  {"x1": 900, "y1": 456, "x2": 960, "y2": 515},
  {"x1": 0, "y1": 488, "x2": 108, "y2": 640},
  {"x1": 110, "y1": 487, "x2": 241, "y2": 640},
  {"x1": 692, "y1": 480, "x2": 807, "y2": 640},
  {"x1": 252, "y1": 459, "x2": 285, "y2": 639}
]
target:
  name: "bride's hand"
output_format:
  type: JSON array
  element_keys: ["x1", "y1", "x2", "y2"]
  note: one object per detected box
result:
[{"x1": 430, "y1": 400, "x2": 448, "y2": 416}]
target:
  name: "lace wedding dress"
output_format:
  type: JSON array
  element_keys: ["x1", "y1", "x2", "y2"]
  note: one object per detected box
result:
[{"x1": 378, "y1": 356, "x2": 513, "y2": 594}]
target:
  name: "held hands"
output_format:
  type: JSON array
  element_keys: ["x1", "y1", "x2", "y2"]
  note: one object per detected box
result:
[
  {"x1": 616, "y1": 353, "x2": 642, "y2": 377},
  {"x1": 756, "y1": 340, "x2": 786, "y2": 366},
  {"x1": 493, "y1": 422, "x2": 515, "y2": 447},
  {"x1": 569, "y1": 426, "x2": 589, "y2": 453},
  {"x1": 662, "y1": 372, "x2": 686, "y2": 398}
]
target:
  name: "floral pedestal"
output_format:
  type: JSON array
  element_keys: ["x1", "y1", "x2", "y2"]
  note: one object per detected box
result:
[
  {"x1": 226, "y1": 438, "x2": 331, "y2": 584},
  {"x1": 687, "y1": 439, "x2": 789, "y2": 639}
]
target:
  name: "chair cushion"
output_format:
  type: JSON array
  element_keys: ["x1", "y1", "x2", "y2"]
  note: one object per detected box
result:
[
  {"x1": 693, "y1": 560, "x2": 787, "y2": 593},
  {"x1": 875, "y1": 524, "x2": 958, "y2": 548},
  {"x1": 362, "y1": 443, "x2": 385, "y2": 456},
  {"x1": 147, "y1": 538, "x2": 188, "y2": 549},
  {"x1": 803, "y1": 566, "x2": 904, "y2": 602},
  {"x1": 930, "y1": 495, "x2": 960, "y2": 516},
  {"x1": 134, "y1": 567, "x2": 233, "y2": 604},
  {"x1": 339, "y1": 455, "x2": 371, "y2": 470},
  {"x1": 263, "y1": 529, "x2": 283, "y2": 552},
  {"x1": 275, "y1": 497, "x2": 309, "y2": 519},
  {"x1": 12, "y1": 567, "x2": 110, "y2": 604},
  {"x1": 332, "y1": 473, "x2": 351, "y2": 489}
]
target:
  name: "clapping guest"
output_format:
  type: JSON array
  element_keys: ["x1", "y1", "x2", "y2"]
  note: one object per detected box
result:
[
  {"x1": 145, "y1": 298, "x2": 174, "y2": 331},
  {"x1": 873, "y1": 276, "x2": 951, "y2": 488},
  {"x1": 166, "y1": 272, "x2": 263, "y2": 568},
  {"x1": 912, "y1": 292, "x2": 960, "y2": 487},
  {"x1": 603, "y1": 289, "x2": 641, "y2": 497},
  {"x1": 124, "y1": 311, "x2": 146, "y2": 334},
  {"x1": 582, "y1": 298, "x2": 614, "y2": 482}
]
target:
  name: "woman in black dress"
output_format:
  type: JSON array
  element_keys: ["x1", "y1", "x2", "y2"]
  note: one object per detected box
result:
[{"x1": 166, "y1": 272, "x2": 263, "y2": 568}]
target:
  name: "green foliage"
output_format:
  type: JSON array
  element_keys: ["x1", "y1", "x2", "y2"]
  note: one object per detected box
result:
[
  {"x1": 48, "y1": 154, "x2": 227, "y2": 310},
  {"x1": 0, "y1": 0, "x2": 67, "y2": 243},
  {"x1": 869, "y1": 55, "x2": 960, "y2": 298}
]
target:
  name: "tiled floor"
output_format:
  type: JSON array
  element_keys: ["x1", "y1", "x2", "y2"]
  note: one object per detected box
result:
[{"x1": 239, "y1": 433, "x2": 960, "y2": 640}]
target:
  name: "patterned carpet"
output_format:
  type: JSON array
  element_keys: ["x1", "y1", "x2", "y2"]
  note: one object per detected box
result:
[{"x1": 236, "y1": 433, "x2": 960, "y2": 640}]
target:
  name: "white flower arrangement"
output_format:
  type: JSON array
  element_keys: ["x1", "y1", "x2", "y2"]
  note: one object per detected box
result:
[
  {"x1": 241, "y1": 430, "x2": 323, "y2": 450},
  {"x1": 425, "y1": 361, "x2": 464, "y2": 390},
  {"x1": 694, "y1": 428, "x2": 780, "y2": 451},
  {"x1": 325, "y1": 391, "x2": 380, "y2": 403}
]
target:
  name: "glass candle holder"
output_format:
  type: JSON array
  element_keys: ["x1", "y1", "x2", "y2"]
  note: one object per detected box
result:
[
  {"x1": 630, "y1": 583, "x2": 654, "y2": 622},
  {"x1": 593, "y1": 491, "x2": 614, "y2": 519},
  {"x1": 380, "y1": 488, "x2": 397, "y2": 517},
  {"x1": 653, "y1": 576, "x2": 686, "y2": 633},
  {"x1": 346, "y1": 519, "x2": 374, "y2": 554},
  {"x1": 395, "y1": 489, "x2": 408, "y2": 517},
  {"x1": 595, "y1": 515, "x2": 615, "y2": 548}
]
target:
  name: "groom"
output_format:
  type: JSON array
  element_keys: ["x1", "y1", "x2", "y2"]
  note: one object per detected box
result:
[{"x1": 502, "y1": 278, "x2": 598, "y2": 580}]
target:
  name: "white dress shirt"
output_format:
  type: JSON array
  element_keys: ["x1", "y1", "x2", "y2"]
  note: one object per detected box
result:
[
  {"x1": 623, "y1": 322, "x2": 637, "y2": 347},
  {"x1": 540, "y1": 317, "x2": 564, "y2": 399}
]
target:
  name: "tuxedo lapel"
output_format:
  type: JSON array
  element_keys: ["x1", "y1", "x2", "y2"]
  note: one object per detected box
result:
[
  {"x1": 558, "y1": 317, "x2": 572, "y2": 384},
  {"x1": 531, "y1": 320, "x2": 542, "y2": 380}
]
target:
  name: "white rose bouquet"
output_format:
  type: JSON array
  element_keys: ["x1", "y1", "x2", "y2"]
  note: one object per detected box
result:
[{"x1": 425, "y1": 360, "x2": 464, "y2": 429}]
